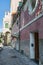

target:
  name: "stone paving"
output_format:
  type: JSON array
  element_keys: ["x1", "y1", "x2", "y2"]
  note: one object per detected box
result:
[{"x1": 0, "y1": 46, "x2": 38, "y2": 65}]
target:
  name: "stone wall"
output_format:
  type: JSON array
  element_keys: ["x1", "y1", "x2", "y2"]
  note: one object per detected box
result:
[
  {"x1": 39, "y1": 39, "x2": 43, "y2": 65},
  {"x1": 20, "y1": 40, "x2": 30, "y2": 56},
  {"x1": 15, "y1": 39, "x2": 30, "y2": 56}
]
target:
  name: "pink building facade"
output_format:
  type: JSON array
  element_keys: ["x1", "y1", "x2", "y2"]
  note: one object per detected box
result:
[
  {"x1": 11, "y1": 0, "x2": 43, "y2": 64},
  {"x1": 18, "y1": 0, "x2": 43, "y2": 64}
]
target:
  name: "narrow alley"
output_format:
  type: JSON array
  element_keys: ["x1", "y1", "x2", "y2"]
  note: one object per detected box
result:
[{"x1": 0, "y1": 0, "x2": 43, "y2": 65}]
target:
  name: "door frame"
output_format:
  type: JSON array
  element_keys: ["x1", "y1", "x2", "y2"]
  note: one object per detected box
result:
[{"x1": 30, "y1": 32, "x2": 39, "y2": 62}]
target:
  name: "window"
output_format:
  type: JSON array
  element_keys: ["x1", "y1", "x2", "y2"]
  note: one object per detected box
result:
[
  {"x1": 5, "y1": 23, "x2": 8, "y2": 28},
  {"x1": 28, "y1": 0, "x2": 38, "y2": 14},
  {"x1": 31, "y1": 0, "x2": 36, "y2": 10},
  {"x1": 41, "y1": 0, "x2": 43, "y2": 8}
]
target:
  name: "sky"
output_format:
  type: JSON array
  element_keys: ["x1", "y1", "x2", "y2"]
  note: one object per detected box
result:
[{"x1": 0, "y1": 0, "x2": 10, "y2": 32}]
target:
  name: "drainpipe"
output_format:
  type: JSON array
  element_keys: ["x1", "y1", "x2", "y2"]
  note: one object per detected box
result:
[
  {"x1": 19, "y1": 15, "x2": 20, "y2": 52},
  {"x1": 17, "y1": 1, "x2": 23, "y2": 52},
  {"x1": 17, "y1": 14, "x2": 20, "y2": 52}
]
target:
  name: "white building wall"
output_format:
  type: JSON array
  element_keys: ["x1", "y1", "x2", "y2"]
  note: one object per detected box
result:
[
  {"x1": 10, "y1": 0, "x2": 21, "y2": 13},
  {"x1": 3, "y1": 12, "x2": 12, "y2": 34}
]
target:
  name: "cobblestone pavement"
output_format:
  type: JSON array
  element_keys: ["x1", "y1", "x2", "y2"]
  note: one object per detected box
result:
[{"x1": 0, "y1": 46, "x2": 38, "y2": 65}]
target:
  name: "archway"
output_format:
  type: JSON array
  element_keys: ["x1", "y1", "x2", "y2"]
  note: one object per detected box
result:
[{"x1": 4, "y1": 31, "x2": 11, "y2": 45}]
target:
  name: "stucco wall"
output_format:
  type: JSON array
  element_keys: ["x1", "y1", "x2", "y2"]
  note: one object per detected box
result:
[
  {"x1": 20, "y1": 16, "x2": 43, "y2": 40},
  {"x1": 20, "y1": 0, "x2": 43, "y2": 40}
]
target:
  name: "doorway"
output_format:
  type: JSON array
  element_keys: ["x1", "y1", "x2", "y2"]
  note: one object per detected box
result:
[{"x1": 30, "y1": 32, "x2": 39, "y2": 62}]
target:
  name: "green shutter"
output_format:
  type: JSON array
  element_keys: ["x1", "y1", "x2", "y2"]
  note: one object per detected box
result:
[
  {"x1": 19, "y1": 1, "x2": 23, "y2": 7},
  {"x1": 5, "y1": 23, "x2": 8, "y2": 28}
]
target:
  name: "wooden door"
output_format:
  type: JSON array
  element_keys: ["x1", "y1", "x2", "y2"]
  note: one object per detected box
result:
[{"x1": 34, "y1": 32, "x2": 39, "y2": 62}]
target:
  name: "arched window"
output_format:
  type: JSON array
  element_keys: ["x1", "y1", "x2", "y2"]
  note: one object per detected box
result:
[
  {"x1": 28, "y1": 0, "x2": 38, "y2": 14},
  {"x1": 41, "y1": 0, "x2": 43, "y2": 9}
]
